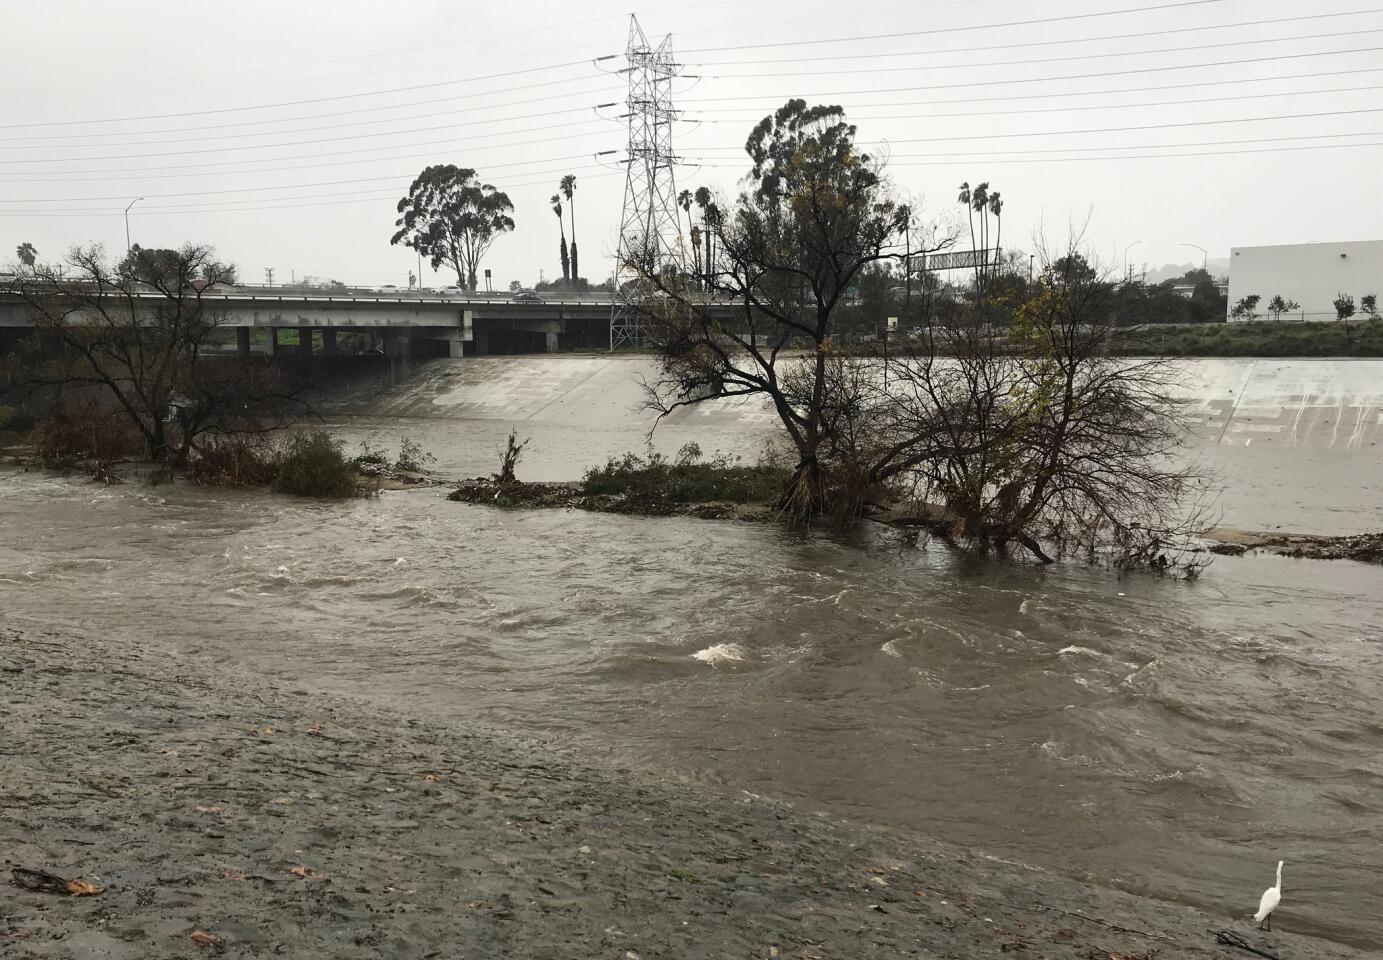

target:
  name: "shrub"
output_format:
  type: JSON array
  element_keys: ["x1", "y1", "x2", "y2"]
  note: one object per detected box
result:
[
  {"x1": 352, "y1": 439, "x2": 389, "y2": 468},
  {"x1": 395, "y1": 436, "x2": 436, "y2": 473},
  {"x1": 186, "y1": 433, "x2": 282, "y2": 487},
  {"x1": 494, "y1": 429, "x2": 529, "y2": 483},
  {"x1": 582, "y1": 446, "x2": 788, "y2": 505},
  {"x1": 270, "y1": 431, "x2": 359, "y2": 498},
  {"x1": 30, "y1": 411, "x2": 147, "y2": 466}
]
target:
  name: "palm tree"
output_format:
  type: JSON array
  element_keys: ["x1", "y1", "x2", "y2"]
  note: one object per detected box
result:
[
  {"x1": 560, "y1": 174, "x2": 578, "y2": 281},
  {"x1": 957, "y1": 182, "x2": 974, "y2": 251},
  {"x1": 15, "y1": 242, "x2": 37, "y2": 272},
  {"x1": 551, "y1": 194, "x2": 569, "y2": 282},
  {"x1": 693, "y1": 187, "x2": 713, "y2": 283},
  {"x1": 987, "y1": 192, "x2": 1003, "y2": 281},
  {"x1": 678, "y1": 189, "x2": 694, "y2": 268},
  {"x1": 897, "y1": 204, "x2": 912, "y2": 307}
]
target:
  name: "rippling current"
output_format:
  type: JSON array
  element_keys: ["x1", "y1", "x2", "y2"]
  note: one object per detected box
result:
[{"x1": 3, "y1": 368, "x2": 1383, "y2": 949}]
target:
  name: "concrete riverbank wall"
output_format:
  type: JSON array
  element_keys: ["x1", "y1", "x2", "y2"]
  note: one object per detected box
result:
[{"x1": 342, "y1": 355, "x2": 1383, "y2": 451}]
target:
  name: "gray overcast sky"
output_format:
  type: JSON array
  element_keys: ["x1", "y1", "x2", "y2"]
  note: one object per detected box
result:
[{"x1": 2, "y1": 0, "x2": 1380, "y2": 287}]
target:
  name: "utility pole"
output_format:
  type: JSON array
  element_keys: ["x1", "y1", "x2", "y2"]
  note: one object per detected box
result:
[
  {"x1": 1123, "y1": 240, "x2": 1141, "y2": 283},
  {"x1": 264, "y1": 267, "x2": 275, "y2": 287},
  {"x1": 124, "y1": 197, "x2": 144, "y2": 254},
  {"x1": 1180, "y1": 242, "x2": 1208, "y2": 274},
  {"x1": 609, "y1": 14, "x2": 683, "y2": 350}
]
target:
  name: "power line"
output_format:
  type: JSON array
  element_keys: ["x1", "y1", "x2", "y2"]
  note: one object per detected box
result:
[
  {"x1": 0, "y1": 83, "x2": 622, "y2": 143},
  {"x1": 697, "y1": 27, "x2": 1383, "y2": 77},
  {"x1": 688, "y1": 135, "x2": 1383, "y2": 165},
  {"x1": 683, "y1": 0, "x2": 1235, "y2": 53},
  {"x1": 685, "y1": 66, "x2": 1383, "y2": 109},
  {"x1": 0, "y1": 104, "x2": 603, "y2": 151},
  {"x1": 689, "y1": 9, "x2": 1383, "y2": 65},
  {"x1": 877, "y1": 139, "x2": 1383, "y2": 166},
  {"x1": 0, "y1": 172, "x2": 624, "y2": 218},
  {"x1": 0, "y1": 153, "x2": 611, "y2": 205},
  {"x1": 685, "y1": 50, "x2": 1383, "y2": 100},
  {"x1": 0, "y1": 131, "x2": 619, "y2": 182},
  {"x1": 683, "y1": 108, "x2": 1383, "y2": 151},
  {"x1": 0, "y1": 58, "x2": 612, "y2": 130},
  {"x1": 0, "y1": 164, "x2": 610, "y2": 215},
  {"x1": 693, "y1": 84, "x2": 1383, "y2": 122},
  {"x1": 0, "y1": 117, "x2": 609, "y2": 166}
]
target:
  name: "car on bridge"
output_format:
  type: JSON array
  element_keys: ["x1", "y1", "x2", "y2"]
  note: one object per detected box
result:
[{"x1": 510, "y1": 290, "x2": 543, "y2": 303}]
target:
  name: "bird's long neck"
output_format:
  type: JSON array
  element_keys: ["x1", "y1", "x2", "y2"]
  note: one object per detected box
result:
[{"x1": 1276, "y1": 863, "x2": 1283, "y2": 891}]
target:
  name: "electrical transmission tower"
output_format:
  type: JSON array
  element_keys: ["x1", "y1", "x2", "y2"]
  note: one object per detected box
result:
[{"x1": 609, "y1": 15, "x2": 683, "y2": 351}]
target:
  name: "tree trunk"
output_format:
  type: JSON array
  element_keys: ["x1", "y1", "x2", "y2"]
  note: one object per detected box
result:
[{"x1": 569, "y1": 201, "x2": 579, "y2": 280}]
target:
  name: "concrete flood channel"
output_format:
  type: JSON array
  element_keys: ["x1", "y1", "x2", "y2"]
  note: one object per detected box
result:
[{"x1": 2, "y1": 355, "x2": 1381, "y2": 949}]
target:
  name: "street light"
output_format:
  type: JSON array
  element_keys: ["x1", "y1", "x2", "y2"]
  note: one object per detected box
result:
[
  {"x1": 1123, "y1": 240, "x2": 1141, "y2": 282},
  {"x1": 124, "y1": 197, "x2": 144, "y2": 254},
  {"x1": 1180, "y1": 242, "x2": 1207, "y2": 273}
]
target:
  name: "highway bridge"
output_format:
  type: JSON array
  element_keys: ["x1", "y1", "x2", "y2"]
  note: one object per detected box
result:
[{"x1": 0, "y1": 287, "x2": 727, "y2": 357}]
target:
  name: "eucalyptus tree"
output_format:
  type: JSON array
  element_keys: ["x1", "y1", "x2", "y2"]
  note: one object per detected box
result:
[
  {"x1": 631, "y1": 99, "x2": 908, "y2": 513},
  {"x1": 391, "y1": 166, "x2": 515, "y2": 291}
]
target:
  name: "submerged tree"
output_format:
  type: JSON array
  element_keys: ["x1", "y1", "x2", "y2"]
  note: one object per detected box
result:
[
  {"x1": 877, "y1": 239, "x2": 1203, "y2": 565},
  {"x1": 391, "y1": 165, "x2": 515, "y2": 291},
  {"x1": 625, "y1": 103, "x2": 1203, "y2": 568},
  {"x1": 4, "y1": 243, "x2": 307, "y2": 470}
]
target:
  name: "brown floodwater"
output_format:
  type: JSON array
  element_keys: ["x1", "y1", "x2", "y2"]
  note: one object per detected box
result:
[{"x1": 2, "y1": 357, "x2": 1381, "y2": 949}]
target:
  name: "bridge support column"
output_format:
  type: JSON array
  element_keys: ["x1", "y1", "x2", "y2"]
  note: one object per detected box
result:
[
  {"x1": 236, "y1": 328, "x2": 251, "y2": 356},
  {"x1": 298, "y1": 328, "x2": 314, "y2": 356},
  {"x1": 269, "y1": 327, "x2": 282, "y2": 356},
  {"x1": 545, "y1": 331, "x2": 559, "y2": 352},
  {"x1": 321, "y1": 328, "x2": 338, "y2": 356},
  {"x1": 447, "y1": 336, "x2": 465, "y2": 358}
]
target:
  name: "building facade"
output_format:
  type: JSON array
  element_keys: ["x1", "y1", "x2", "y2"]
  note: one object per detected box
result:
[{"x1": 1227, "y1": 240, "x2": 1383, "y2": 321}]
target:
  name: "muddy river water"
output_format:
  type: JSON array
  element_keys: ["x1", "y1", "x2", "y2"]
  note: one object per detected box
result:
[{"x1": 2, "y1": 356, "x2": 1381, "y2": 949}]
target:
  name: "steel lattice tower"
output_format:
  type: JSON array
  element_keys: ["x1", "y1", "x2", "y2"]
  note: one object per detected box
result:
[{"x1": 609, "y1": 15, "x2": 682, "y2": 350}]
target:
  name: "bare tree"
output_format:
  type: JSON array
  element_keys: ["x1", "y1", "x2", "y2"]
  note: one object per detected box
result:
[
  {"x1": 4, "y1": 243, "x2": 306, "y2": 471},
  {"x1": 877, "y1": 238, "x2": 1205, "y2": 566}
]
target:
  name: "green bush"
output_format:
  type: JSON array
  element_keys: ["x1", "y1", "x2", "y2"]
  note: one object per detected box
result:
[
  {"x1": 271, "y1": 431, "x2": 359, "y2": 498},
  {"x1": 582, "y1": 445, "x2": 788, "y2": 505},
  {"x1": 1117, "y1": 318, "x2": 1383, "y2": 357}
]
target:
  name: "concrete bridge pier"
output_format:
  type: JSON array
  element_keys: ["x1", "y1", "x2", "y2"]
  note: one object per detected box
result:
[
  {"x1": 236, "y1": 328, "x2": 251, "y2": 356},
  {"x1": 322, "y1": 328, "x2": 338, "y2": 357},
  {"x1": 298, "y1": 328, "x2": 314, "y2": 357},
  {"x1": 383, "y1": 329, "x2": 413, "y2": 384}
]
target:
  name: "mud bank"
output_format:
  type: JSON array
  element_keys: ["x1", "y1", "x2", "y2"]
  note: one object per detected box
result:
[
  {"x1": 1202, "y1": 528, "x2": 1383, "y2": 564},
  {"x1": 447, "y1": 478, "x2": 777, "y2": 523},
  {"x1": 1, "y1": 625, "x2": 1362, "y2": 960}
]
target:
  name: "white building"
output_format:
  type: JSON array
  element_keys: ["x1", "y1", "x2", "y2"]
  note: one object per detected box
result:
[{"x1": 1227, "y1": 240, "x2": 1383, "y2": 321}]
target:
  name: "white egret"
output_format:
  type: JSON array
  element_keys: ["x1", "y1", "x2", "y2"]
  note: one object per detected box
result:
[{"x1": 1254, "y1": 860, "x2": 1283, "y2": 930}]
